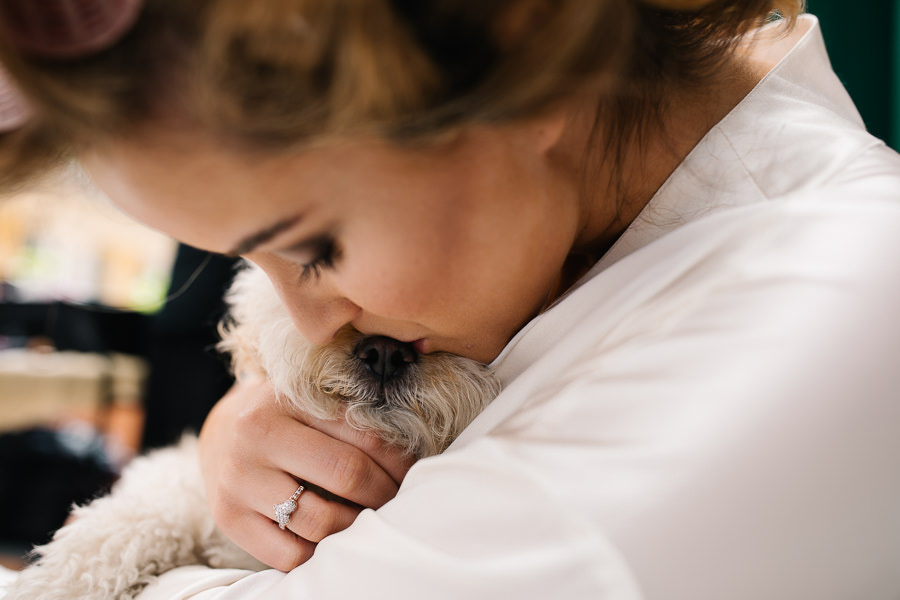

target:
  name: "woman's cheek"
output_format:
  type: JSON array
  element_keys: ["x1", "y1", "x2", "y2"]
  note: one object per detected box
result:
[
  {"x1": 342, "y1": 235, "x2": 419, "y2": 302},
  {"x1": 362, "y1": 272, "x2": 429, "y2": 319}
]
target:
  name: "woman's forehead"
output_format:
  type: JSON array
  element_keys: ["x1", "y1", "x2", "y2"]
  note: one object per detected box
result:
[
  {"x1": 80, "y1": 132, "x2": 433, "y2": 252},
  {"x1": 81, "y1": 140, "x2": 315, "y2": 253},
  {"x1": 80, "y1": 119, "x2": 510, "y2": 256}
]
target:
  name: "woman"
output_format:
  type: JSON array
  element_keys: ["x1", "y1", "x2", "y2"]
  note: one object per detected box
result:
[{"x1": 1, "y1": 1, "x2": 899, "y2": 598}]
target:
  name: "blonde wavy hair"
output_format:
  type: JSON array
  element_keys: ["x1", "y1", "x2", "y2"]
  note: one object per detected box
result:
[{"x1": 0, "y1": 0, "x2": 803, "y2": 191}]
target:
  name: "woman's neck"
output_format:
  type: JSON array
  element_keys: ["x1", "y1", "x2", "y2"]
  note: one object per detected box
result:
[{"x1": 557, "y1": 53, "x2": 768, "y2": 285}]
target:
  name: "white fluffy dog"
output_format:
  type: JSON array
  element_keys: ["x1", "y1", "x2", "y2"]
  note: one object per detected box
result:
[{"x1": 4, "y1": 265, "x2": 500, "y2": 600}]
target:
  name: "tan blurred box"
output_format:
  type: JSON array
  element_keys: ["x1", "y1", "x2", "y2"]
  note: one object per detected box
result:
[{"x1": 0, "y1": 349, "x2": 147, "y2": 433}]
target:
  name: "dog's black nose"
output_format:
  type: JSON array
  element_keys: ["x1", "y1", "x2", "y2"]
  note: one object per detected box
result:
[{"x1": 354, "y1": 336, "x2": 417, "y2": 383}]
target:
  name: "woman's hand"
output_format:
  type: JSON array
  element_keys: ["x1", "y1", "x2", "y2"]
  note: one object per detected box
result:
[{"x1": 198, "y1": 377, "x2": 416, "y2": 571}]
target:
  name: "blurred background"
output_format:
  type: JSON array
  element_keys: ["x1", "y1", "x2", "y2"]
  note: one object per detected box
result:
[
  {"x1": 0, "y1": 179, "x2": 238, "y2": 567},
  {"x1": 0, "y1": 0, "x2": 897, "y2": 569},
  {"x1": 811, "y1": 0, "x2": 900, "y2": 149}
]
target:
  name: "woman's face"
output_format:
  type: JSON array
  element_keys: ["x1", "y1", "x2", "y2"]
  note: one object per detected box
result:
[{"x1": 83, "y1": 124, "x2": 579, "y2": 363}]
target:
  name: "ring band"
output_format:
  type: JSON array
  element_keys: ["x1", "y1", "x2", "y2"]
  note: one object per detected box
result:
[{"x1": 273, "y1": 485, "x2": 305, "y2": 530}]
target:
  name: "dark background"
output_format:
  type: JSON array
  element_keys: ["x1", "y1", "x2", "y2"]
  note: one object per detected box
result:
[{"x1": 812, "y1": 0, "x2": 899, "y2": 149}]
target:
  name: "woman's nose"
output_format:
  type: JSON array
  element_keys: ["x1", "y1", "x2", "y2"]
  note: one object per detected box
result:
[
  {"x1": 250, "y1": 256, "x2": 361, "y2": 345},
  {"x1": 283, "y1": 293, "x2": 362, "y2": 346}
]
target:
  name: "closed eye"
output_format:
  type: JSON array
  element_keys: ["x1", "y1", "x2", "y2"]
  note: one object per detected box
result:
[{"x1": 294, "y1": 235, "x2": 340, "y2": 283}]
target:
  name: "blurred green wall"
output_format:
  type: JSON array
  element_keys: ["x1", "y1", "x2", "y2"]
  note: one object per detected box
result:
[{"x1": 809, "y1": 1, "x2": 899, "y2": 149}]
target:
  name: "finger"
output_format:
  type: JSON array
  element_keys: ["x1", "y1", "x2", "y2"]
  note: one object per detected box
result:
[
  {"x1": 226, "y1": 395, "x2": 400, "y2": 507},
  {"x1": 262, "y1": 419, "x2": 401, "y2": 508},
  {"x1": 226, "y1": 379, "x2": 413, "y2": 491},
  {"x1": 252, "y1": 470, "x2": 363, "y2": 542},
  {"x1": 299, "y1": 415, "x2": 418, "y2": 485},
  {"x1": 264, "y1": 483, "x2": 363, "y2": 543},
  {"x1": 216, "y1": 506, "x2": 316, "y2": 572},
  {"x1": 290, "y1": 491, "x2": 361, "y2": 542}
]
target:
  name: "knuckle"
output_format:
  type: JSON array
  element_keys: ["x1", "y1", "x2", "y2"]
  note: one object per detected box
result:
[
  {"x1": 218, "y1": 458, "x2": 251, "y2": 492},
  {"x1": 348, "y1": 430, "x2": 412, "y2": 474},
  {"x1": 328, "y1": 418, "x2": 382, "y2": 456},
  {"x1": 209, "y1": 491, "x2": 241, "y2": 530},
  {"x1": 331, "y1": 449, "x2": 372, "y2": 494},
  {"x1": 274, "y1": 543, "x2": 313, "y2": 571},
  {"x1": 355, "y1": 430, "x2": 390, "y2": 459},
  {"x1": 233, "y1": 404, "x2": 273, "y2": 440},
  {"x1": 301, "y1": 501, "x2": 337, "y2": 542},
  {"x1": 344, "y1": 425, "x2": 378, "y2": 450}
]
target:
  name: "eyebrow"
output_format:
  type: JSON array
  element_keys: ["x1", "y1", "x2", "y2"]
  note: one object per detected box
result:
[{"x1": 224, "y1": 214, "x2": 304, "y2": 257}]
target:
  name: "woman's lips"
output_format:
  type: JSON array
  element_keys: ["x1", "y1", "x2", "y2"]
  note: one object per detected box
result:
[{"x1": 412, "y1": 339, "x2": 428, "y2": 354}]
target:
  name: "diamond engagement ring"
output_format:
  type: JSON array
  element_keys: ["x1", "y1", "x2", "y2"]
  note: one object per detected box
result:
[{"x1": 273, "y1": 485, "x2": 305, "y2": 530}]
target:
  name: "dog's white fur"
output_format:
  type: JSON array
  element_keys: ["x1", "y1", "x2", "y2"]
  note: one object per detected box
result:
[
  {"x1": 220, "y1": 266, "x2": 501, "y2": 459},
  {"x1": 5, "y1": 265, "x2": 500, "y2": 600}
]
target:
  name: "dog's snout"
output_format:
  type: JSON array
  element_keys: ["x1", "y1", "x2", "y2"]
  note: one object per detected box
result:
[{"x1": 354, "y1": 336, "x2": 417, "y2": 383}]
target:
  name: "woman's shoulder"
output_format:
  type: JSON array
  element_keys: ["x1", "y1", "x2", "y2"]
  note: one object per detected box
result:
[
  {"x1": 712, "y1": 14, "x2": 888, "y2": 200},
  {"x1": 448, "y1": 195, "x2": 900, "y2": 600},
  {"x1": 594, "y1": 14, "x2": 898, "y2": 276},
  {"x1": 490, "y1": 189, "x2": 900, "y2": 385}
]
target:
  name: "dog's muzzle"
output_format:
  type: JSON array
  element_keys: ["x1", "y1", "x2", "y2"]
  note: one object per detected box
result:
[{"x1": 353, "y1": 336, "x2": 418, "y2": 387}]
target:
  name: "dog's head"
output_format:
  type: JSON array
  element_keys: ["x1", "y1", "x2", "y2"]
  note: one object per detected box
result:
[{"x1": 218, "y1": 265, "x2": 501, "y2": 458}]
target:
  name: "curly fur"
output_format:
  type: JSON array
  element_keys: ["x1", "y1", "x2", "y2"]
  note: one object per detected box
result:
[
  {"x1": 5, "y1": 263, "x2": 500, "y2": 599},
  {"x1": 5, "y1": 438, "x2": 262, "y2": 600},
  {"x1": 219, "y1": 265, "x2": 500, "y2": 458}
]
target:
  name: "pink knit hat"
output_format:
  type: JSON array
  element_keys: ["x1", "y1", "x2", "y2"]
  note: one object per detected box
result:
[
  {"x1": 0, "y1": 64, "x2": 29, "y2": 132},
  {"x1": 0, "y1": 0, "x2": 143, "y2": 132},
  {"x1": 0, "y1": 0, "x2": 143, "y2": 59}
]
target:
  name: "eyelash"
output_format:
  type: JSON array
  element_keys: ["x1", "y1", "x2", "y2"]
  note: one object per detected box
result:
[{"x1": 298, "y1": 237, "x2": 339, "y2": 283}]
